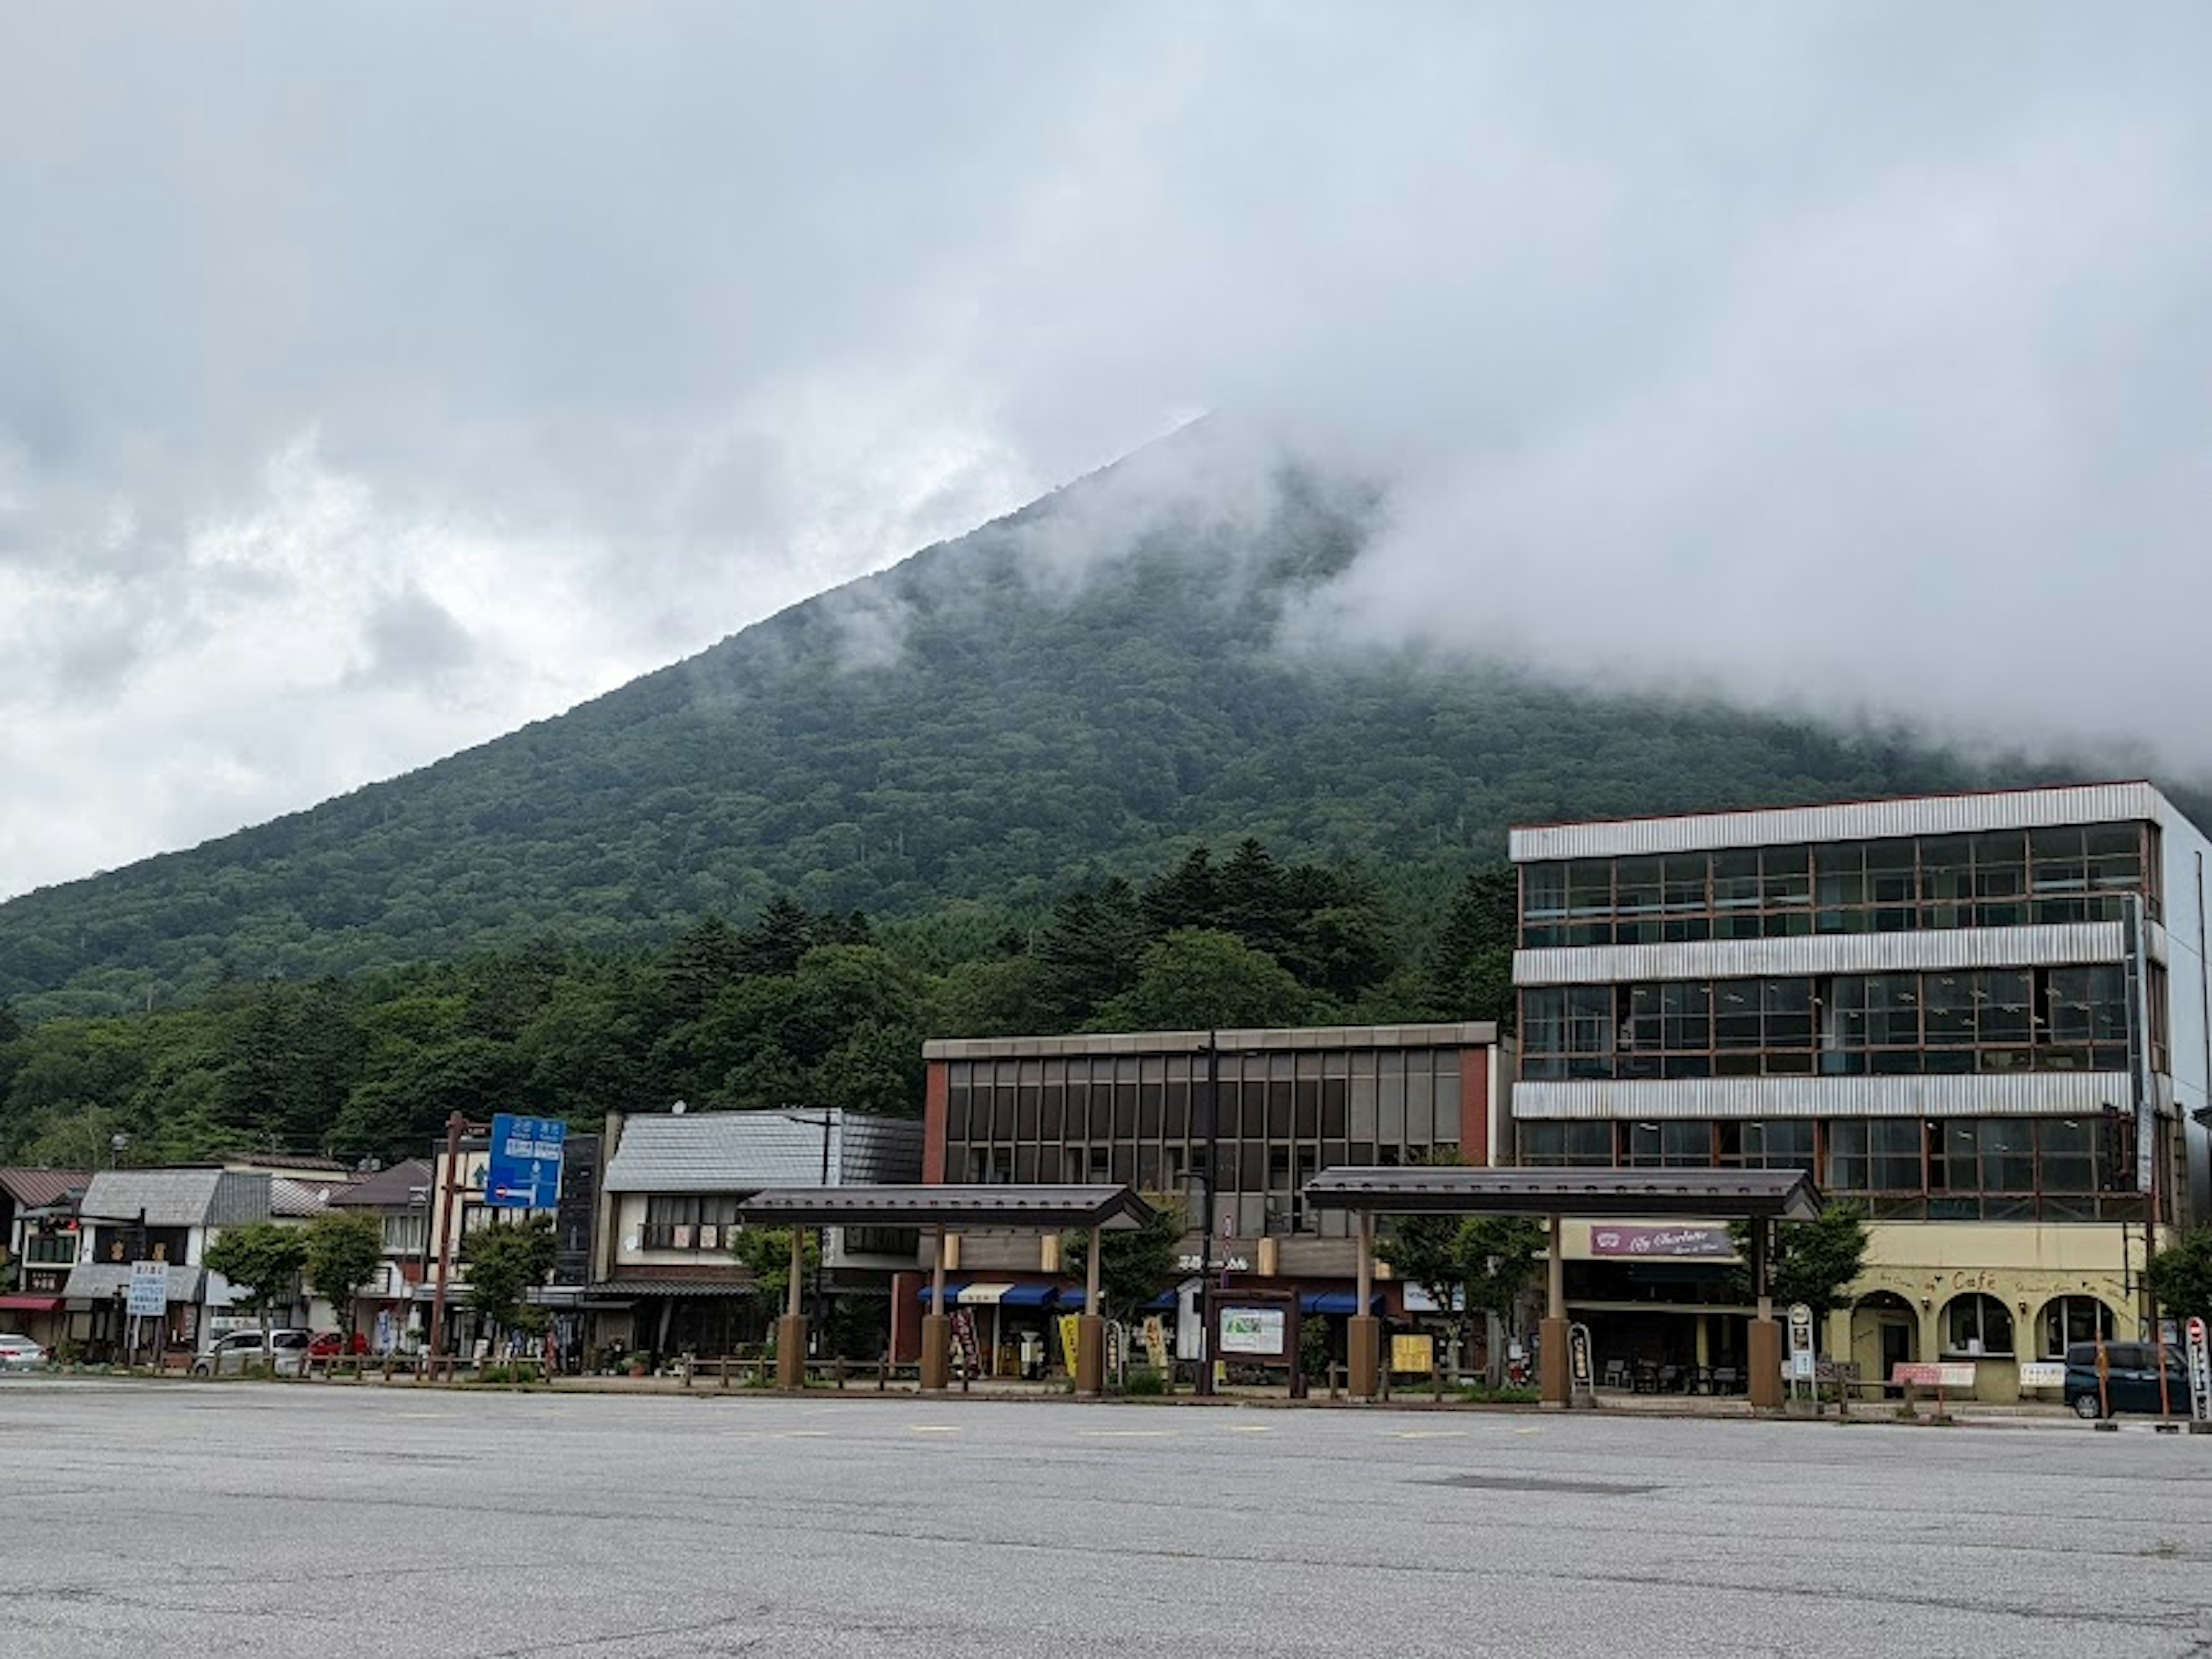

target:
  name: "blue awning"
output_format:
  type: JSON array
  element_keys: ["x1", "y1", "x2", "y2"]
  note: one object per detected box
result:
[
  {"x1": 999, "y1": 1284, "x2": 1059, "y2": 1308},
  {"x1": 1301, "y1": 1292, "x2": 1382, "y2": 1316},
  {"x1": 1142, "y1": 1289, "x2": 1179, "y2": 1311},
  {"x1": 916, "y1": 1281, "x2": 969, "y2": 1306}
]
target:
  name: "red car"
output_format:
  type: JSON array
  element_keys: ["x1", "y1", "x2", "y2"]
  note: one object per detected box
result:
[{"x1": 308, "y1": 1330, "x2": 369, "y2": 1358}]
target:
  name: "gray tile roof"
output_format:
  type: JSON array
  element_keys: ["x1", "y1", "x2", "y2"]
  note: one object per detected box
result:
[
  {"x1": 62, "y1": 1262, "x2": 219, "y2": 1305},
  {"x1": 79, "y1": 1169, "x2": 275, "y2": 1229},
  {"x1": 329, "y1": 1160, "x2": 434, "y2": 1210},
  {"x1": 603, "y1": 1109, "x2": 923, "y2": 1194}
]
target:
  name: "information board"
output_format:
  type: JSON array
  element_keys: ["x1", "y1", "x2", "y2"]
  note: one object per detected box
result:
[
  {"x1": 127, "y1": 1260, "x2": 168, "y2": 1317},
  {"x1": 485, "y1": 1113, "x2": 566, "y2": 1209},
  {"x1": 2187, "y1": 1317, "x2": 2210, "y2": 1423}
]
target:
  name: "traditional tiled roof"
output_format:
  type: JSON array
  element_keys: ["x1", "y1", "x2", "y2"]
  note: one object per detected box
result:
[
  {"x1": 78, "y1": 1169, "x2": 272, "y2": 1229},
  {"x1": 0, "y1": 1169, "x2": 92, "y2": 1210},
  {"x1": 328, "y1": 1160, "x2": 433, "y2": 1210},
  {"x1": 602, "y1": 1109, "x2": 922, "y2": 1194}
]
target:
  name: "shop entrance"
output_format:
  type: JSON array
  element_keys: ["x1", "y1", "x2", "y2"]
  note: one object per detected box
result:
[{"x1": 1850, "y1": 1290, "x2": 1918, "y2": 1391}]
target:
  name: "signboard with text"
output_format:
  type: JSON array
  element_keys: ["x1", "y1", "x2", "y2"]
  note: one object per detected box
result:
[
  {"x1": 2187, "y1": 1317, "x2": 2211, "y2": 1423},
  {"x1": 1893, "y1": 1362, "x2": 1976, "y2": 1389},
  {"x1": 126, "y1": 1260, "x2": 168, "y2": 1317},
  {"x1": 1787, "y1": 1303, "x2": 1816, "y2": 1381},
  {"x1": 484, "y1": 1113, "x2": 566, "y2": 1210},
  {"x1": 1589, "y1": 1225, "x2": 1733, "y2": 1259},
  {"x1": 1219, "y1": 1306, "x2": 1287, "y2": 1358}
]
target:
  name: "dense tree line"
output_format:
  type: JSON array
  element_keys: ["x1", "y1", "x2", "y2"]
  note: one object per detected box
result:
[{"x1": 0, "y1": 846, "x2": 1521, "y2": 1168}]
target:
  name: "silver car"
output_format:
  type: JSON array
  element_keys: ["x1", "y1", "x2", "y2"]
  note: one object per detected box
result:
[
  {"x1": 0, "y1": 1334, "x2": 47, "y2": 1371},
  {"x1": 189, "y1": 1329, "x2": 311, "y2": 1377}
]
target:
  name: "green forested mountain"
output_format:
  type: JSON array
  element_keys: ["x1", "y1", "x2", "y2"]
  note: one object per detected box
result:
[
  {"x1": 0, "y1": 432, "x2": 2149, "y2": 1021},
  {"x1": 0, "y1": 433, "x2": 2188, "y2": 1165}
]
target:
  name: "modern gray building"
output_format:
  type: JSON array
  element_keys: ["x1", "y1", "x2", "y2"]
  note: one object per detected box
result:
[{"x1": 1510, "y1": 781, "x2": 2212, "y2": 1399}]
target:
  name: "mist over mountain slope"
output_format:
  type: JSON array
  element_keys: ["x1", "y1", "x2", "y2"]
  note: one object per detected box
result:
[{"x1": 0, "y1": 437, "x2": 2133, "y2": 1016}]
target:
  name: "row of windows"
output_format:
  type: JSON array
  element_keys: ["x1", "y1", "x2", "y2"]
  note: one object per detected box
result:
[
  {"x1": 955, "y1": 1135, "x2": 1456, "y2": 1200},
  {"x1": 1520, "y1": 967, "x2": 2147, "y2": 1081},
  {"x1": 641, "y1": 1195, "x2": 742, "y2": 1252},
  {"x1": 948, "y1": 1065, "x2": 1465, "y2": 1152},
  {"x1": 1945, "y1": 1293, "x2": 2117, "y2": 1360},
  {"x1": 945, "y1": 1050, "x2": 1465, "y2": 1089},
  {"x1": 1517, "y1": 1115, "x2": 2141, "y2": 1220},
  {"x1": 1521, "y1": 825, "x2": 2156, "y2": 948}
]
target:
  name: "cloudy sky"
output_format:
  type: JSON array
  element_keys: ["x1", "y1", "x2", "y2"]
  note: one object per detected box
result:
[{"x1": 4, "y1": 4, "x2": 2210, "y2": 901}]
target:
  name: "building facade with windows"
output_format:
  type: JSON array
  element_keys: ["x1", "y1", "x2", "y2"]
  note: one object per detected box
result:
[
  {"x1": 591, "y1": 1108, "x2": 922, "y2": 1364},
  {"x1": 904, "y1": 1025, "x2": 1510, "y2": 1370},
  {"x1": 1510, "y1": 782, "x2": 2212, "y2": 1399}
]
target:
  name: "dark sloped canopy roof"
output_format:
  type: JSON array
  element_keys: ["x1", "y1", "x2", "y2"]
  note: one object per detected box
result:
[
  {"x1": 1304, "y1": 1167, "x2": 1822, "y2": 1221},
  {"x1": 733, "y1": 1184, "x2": 1156, "y2": 1231}
]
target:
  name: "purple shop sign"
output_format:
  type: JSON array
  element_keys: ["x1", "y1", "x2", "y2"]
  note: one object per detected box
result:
[{"x1": 1589, "y1": 1225, "x2": 1734, "y2": 1259}]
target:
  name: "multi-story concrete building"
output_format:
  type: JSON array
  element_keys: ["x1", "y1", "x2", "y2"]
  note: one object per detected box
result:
[
  {"x1": 1510, "y1": 781, "x2": 2212, "y2": 1399},
  {"x1": 899, "y1": 1025, "x2": 1512, "y2": 1372}
]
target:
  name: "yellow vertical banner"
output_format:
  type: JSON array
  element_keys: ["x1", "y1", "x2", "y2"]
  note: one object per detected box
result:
[
  {"x1": 1142, "y1": 1316, "x2": 1169, "y2": 1372},
  {"x1": 1057, "y1": 1313, "x2": 1082, "y2": 1374}
]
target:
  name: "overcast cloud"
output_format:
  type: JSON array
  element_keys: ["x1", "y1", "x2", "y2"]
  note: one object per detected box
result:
[{"x1": 3, "y1": 3, "x2": 2209, "y2": 900}]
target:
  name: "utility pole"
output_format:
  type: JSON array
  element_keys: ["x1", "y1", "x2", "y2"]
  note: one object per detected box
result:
[
  {"x1": 425, "y1": 1112, "x2": 470, "y2": 1366},
  {"x1": 1196, "y1": 1033, "x2": 1219, "y2": 1398}
]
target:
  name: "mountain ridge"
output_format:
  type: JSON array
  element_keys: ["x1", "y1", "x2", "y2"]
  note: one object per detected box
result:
[{"x1": 0, "y1": 435, "x2": 2167, "y2": 1018}]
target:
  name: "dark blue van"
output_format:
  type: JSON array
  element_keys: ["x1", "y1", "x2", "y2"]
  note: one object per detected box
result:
[{"x1": 2063, "y1": 1342, "x2": 2190, "y2": 1419}]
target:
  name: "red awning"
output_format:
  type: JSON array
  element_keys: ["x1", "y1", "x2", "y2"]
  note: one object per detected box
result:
[{"x1": 0, "y1": 1295, "x2": 62, "y2": 1312}]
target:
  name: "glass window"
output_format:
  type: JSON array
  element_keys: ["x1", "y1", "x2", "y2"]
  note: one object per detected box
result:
[
  {"x1": 2040, "y1": 1297, "x2": 2113, "y2": 1358},
  {"x1": 2038, "y1": 1118, "x2": 2096, "y2": 1194},
  {"x1": 1662, "y1": 854, "x2": 1709, "y2": 914},
  {"x1": 1762, "y1": 847, "x2": 1810, "y2": 908},
  {"x1": 1922, "y1": 974, "x2": 1976, "y2": 1046},
  {"x1": 1763, "y1": 978, "x2": 1814, "y2": 1050},
  {"x1": 1813, "y1": 843, "x2": 1866, "y2": 908},
  {"x1": 1944, "y1": 1293, "x2": 2014, "y2": 1357},
  {"x1": 1979, "y1": 1119, "x2": 2036, "y2": 1192},
  {"x1": 1869, "y1": 1119, "x2": 1923, "y2": 1190},
  {"x1": 1522, "y1": 863, "x2": 1567, "y2": 919},
  {"x1": 1713, "y1": 980, "x2": 1762, "y2": 1050}
]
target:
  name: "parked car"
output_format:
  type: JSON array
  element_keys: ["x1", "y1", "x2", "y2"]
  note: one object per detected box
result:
[
  {"x1": 0, "y1": 1334, "x2": 48, "y2": 1372},
  {"x1": 308, "y1": 1330, "x2": 368, "y2": 1358},
  {"x1": 190, "y1": 1328, "x2": 312, "y2": 1377},
  {"x1": 2065, "y1": 1341, "x2": 2191, "y2": 1418}
]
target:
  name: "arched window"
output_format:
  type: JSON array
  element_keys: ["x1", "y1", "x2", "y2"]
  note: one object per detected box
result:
[
  {"x1": 2040, "y1": 1297, "x2": 2114, "y2": 1358},
  {"x1": 1942, "y1": 1293, "x2": 2014, "y2": 1357}
]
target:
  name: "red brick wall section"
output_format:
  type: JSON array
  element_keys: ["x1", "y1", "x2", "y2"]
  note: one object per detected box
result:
[
  {"x1": 889, "y1": 1271, "x2": 922, "y2": 1362},
  {"x1": 1459, "y1": 1045, "x2": 1490, "y2": 1168},
  {"x1": 923, "y1": 1059, "x2": 949, "y2": 1184}
]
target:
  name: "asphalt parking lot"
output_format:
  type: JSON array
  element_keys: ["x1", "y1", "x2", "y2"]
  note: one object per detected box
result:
[{"x1": 2, "y1": 1379, "x2": 2207, "y2": 1658}]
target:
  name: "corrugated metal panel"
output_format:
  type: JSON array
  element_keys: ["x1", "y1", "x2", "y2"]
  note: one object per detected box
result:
[
  {"x1": 1510, "y1": 783, "x2": 2163, "y2": 862},
  {"x1": 1514, "y1": 923, "x2": 2124, "y2": 986},
  {"x1": 1512, "y1": 1073, "x2": 2128, "y2": 1120}
]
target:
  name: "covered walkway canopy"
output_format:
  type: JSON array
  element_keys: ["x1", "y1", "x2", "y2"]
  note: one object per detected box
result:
[
  {"x1": 730, "y1": 1183, "x2": 1156, "y2": 1232},
  {"x1": 730, "y1": 1184, "x2": 1152, "y2": 1393},
  {"x1": 1304, "y1": 1167, "x2": 1821, "y2": 1220},
  {"x1": 1304, "y1": 1167, "x2": 1823, "y2": 1407}
]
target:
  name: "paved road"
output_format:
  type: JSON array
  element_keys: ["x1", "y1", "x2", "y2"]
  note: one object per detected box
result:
[{"x1": 2, "y1": 1380, "x2": 2207, "y2": 1658}]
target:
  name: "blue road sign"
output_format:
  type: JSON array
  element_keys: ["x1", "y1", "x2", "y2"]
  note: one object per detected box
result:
[{"x1": 484, "y1": 1113, "x2": 566, "y2": 1210}]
